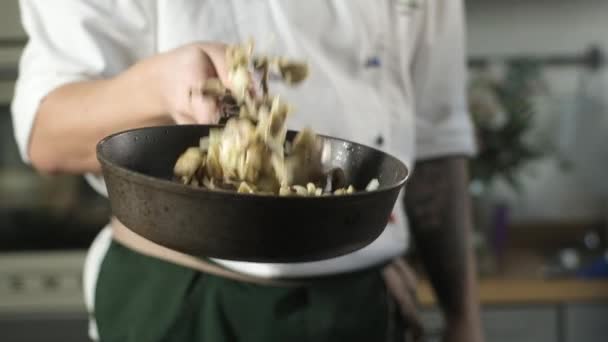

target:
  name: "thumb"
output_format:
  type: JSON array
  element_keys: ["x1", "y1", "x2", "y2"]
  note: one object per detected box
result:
[{"x1": 197, "y1": 43, "x2": 231, "y2": 88}]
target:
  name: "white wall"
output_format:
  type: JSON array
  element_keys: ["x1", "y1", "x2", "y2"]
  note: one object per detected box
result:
[
  {"x1": 467, "y1": 0, "x2": 608, "y2": 56},
  {"x1": 465, "y1": 0, "x2": 608, "y2": 222},
  {"x1": 0, "y1": 0, "x2": 24, "y2": 39},
  {"x1": 0, "y1": 0, "x2": 24, "y2": 103}
]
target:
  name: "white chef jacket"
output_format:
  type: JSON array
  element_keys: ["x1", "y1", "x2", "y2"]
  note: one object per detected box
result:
[{"x1": 13, "y1": 0, "x2": 475, "y2": 320}]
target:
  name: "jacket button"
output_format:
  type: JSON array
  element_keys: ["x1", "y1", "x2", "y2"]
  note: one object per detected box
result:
[{"x1": 375, "y1": 135, "x2": 384, "y2": 146}]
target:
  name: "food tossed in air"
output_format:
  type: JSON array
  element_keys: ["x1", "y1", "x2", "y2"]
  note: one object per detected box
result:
[{"x1": 173, "y1": 40, "x2": 378, "y2": 196}]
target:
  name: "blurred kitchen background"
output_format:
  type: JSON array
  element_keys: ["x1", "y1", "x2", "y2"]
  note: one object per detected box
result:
[{"x1": 1, "y1": 0, "x2": 608, "y2": 341}]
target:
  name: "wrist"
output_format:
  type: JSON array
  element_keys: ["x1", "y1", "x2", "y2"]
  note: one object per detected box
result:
[
  {"x1": 444, "y1": 311, "x2": 484, "y2": 342},
  {"x1": 446, "y1": 306, "x2": 479, "y2": 327}
]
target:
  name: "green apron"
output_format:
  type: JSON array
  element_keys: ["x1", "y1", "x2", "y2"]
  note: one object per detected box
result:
[{"x1": 95, "y1": 241, "x2": 405, "y2": 342}]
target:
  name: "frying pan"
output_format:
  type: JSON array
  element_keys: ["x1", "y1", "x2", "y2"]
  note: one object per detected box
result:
[{"x1": 97, "y1": 125, "x2": 408, "y2": 262}]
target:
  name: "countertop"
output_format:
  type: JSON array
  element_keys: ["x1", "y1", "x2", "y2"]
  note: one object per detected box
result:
[
  {"x1": 417, "y1": 222, "x2": 608, "y2": 306},
  {"x1": 418, "y1": 277, "x2": 608, "y2": 306}
]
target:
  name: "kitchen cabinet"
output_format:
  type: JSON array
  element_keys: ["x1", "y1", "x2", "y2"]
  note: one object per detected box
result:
[
  {"x1": 565, "y1": 303, "x2": 608, "y2": 342},
  {"x1": 0, "y1": 0, "x2": 25, "y2": 103},
  {"x1": 482, "y1": 307, "x2": 558, "y2": 342},
  {"x1": 421, "y1": 306, "x2": 559, "y2": 342},
  {"x1": 421, "y1": 302, "x2": 608, "y2": 342},
  {"x1": 0, "y1": 312, "x2": 89, "y2": 342},
  {"x1": 416, "y1": 259, "x2": 608, "y2": 342},
  {"x1": 0, "y1": 252, "x2": 89, "y2": 342}
]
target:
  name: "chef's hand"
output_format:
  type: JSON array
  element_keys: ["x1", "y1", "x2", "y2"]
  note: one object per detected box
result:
[
  {"x1": 382, "y1": 258, "x2": 425, "y2": 342},
  {"x1": 27, "y1": 41, "x2": 233, "y2": 174},
  {"x1": 382, "y1": 258, "x2": 484, "y2": 342},
  {"x1": 442, "y1": 317, "x2": 484, "y2": 342},
  {"x1": 148, "y1": 42, "x2": 231, "y2": 124}
]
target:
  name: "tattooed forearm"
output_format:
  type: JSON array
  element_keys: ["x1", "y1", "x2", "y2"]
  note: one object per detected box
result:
[{"x1": 405, "y1": 157, "x2": 477, "y2": 319}]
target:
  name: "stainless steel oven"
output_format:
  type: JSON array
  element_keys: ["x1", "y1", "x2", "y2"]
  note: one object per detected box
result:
[
  {"x1": 1, "y1": 11, "x2": 111, "y2": 337},
  {"x1": 0, "y1": 102, "x2": 110, "y2": 342}
]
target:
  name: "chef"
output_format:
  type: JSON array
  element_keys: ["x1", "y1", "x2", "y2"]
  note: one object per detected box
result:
[{"x1": 12, "y1": 1, "x2": 483, "y2": 341}]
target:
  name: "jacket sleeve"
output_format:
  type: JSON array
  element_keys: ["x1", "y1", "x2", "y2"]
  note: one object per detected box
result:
[
  {"x1": 12, "y1": 0, "x2": 155, "y2": 162},
  {"x1": 410, "y1": 0, "x2": 477, "y2": 160}
]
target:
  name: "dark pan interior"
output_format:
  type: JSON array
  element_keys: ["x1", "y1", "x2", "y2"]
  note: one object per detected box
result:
[{"x1": 98, "y1": 125, "x2": 408, "y2": 191}]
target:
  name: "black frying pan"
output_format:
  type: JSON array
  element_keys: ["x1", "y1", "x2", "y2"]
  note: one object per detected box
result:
[{"x1": 96, "y1": 125, "x2": 408, "y2": 262}]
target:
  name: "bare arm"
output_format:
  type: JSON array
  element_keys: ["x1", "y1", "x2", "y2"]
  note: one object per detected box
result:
[
  {"x1": 405, "y1": 157, "x2": 483, "y2": 341},
  {"x1": 29, "y1": 64, "x2": 167, "y2": 174},
  {"x1": 28, "y1": 43, "x2": 229, "y2": 174}
]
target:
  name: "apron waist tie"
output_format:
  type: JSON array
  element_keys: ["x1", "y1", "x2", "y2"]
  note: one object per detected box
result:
[{"x1": 110, "y1": 217, "x2": 303, "y2": 287}]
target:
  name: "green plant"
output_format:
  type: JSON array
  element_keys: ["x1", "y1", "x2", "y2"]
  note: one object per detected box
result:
[{"x1": 468, "y1": 61, "x2": 544, "y2": 190}]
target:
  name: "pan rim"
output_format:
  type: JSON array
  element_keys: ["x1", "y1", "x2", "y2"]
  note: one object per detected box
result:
[{"x1": 96, "y1": 124, "x2": 409, "y2": 200}]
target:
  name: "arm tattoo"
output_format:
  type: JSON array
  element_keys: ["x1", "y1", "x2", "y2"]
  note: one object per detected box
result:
[
  {"x1": 404, "y1": 157, "x2": 476, "y2": 319},
  {"x1": 405, "y1": 160, "x2": 450, "y2": 231}
]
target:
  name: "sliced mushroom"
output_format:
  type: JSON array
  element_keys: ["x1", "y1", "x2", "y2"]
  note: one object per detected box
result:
[
  {"x1": 239, "y1": 141, "x2": 264, "y2": 183},
  {"x1": 292, "y1": 185, "x2": 308, "y2": 196},
  {"x1": 174, "y1": 40, "x2": 376, "y2": 197},
  {"x1": 283, "y1": 128, "x2": 323, "y2": 186},
  {"x1": 279, "y1": 185, "x2": 292, "y2": 196},
  {"x1": 228, "y1": 66, "x2": 250, "y2": 102},
  {"x1": 268, "y1": 96, "x2": 290, "y2": 136},
  {"x1": 253, "y1": 56, "x2": 270, "y2": 95},
  {"x1": 257, "y1": 96, "x2": 289, "y2": 154},
  {"x1": 201, "y1": 78, "x2": 226, "y2": 97},
  {"x1": 205, "y1": 130, "x2": 224, "y2": 180},
  {"x1": 334, "y1": 188, "x2": 346, "y2": 196},
  {"x1": 202, "y1": 177, "x2": 215, "y2": 190},
  {"x1": 174, "y1": 147, "x2": 204, "y2": 184},
  {"x1": 284, "y1": 141, "x2": 292, "y2": 154},
  {"x1": 199, "y1": 137, "x2": 210, "y2": 151},
  {"x1": 366, "y1": 178, "x2": 380, "y2": 191},
  {"x1": 306, "y1": 182, "x2": 317, "y2": 195},
  {"x1": 218, "y1": 118, "x2": 256, "y2": 181},
  {"x1": 277, "y1": 58, "x2": 309, "y2": 85},
  {"x1": 237, "y1": 181, "x2": 256, "y2": 194}
]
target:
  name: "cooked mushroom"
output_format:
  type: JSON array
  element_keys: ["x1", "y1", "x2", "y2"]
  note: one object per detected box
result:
[
  {"x1": 281, "y1": 128, "x2": 323, "y2": 186},
  {"x1": 200, "y1": 137, "x2": 210, "y2": 151},
  {"x1": 292, "y1": 185, "x2": 308, "y2": 196},
  {"x1": 253, "y1": 56, "x2": 270, "y2": 95},
  {"x1": 279, "y1": 185, "x2": 292, "y2": 196},
  {"x1": 202, "y1": 177, "x2": 215, "y2": 190},
  {"x1": 334, "y1": 188, "x2": 346, "y2": 196},
  {"x1": 366, "y1": 178, "x2": 380, "y2": 191},
  {"x1": 205, "y1": 130, "x2": 223, "y2": 180},
  {"x1": 201, "y1": 78, "x2": 227, "y2": 97},
  {"x1": 173, "y1": 40, "x2": 375, "y2": 196},
  {"x1": 275, "y1": 58, "x2": 309, "y2": 85},
  {"x1": 306, "y1": 182, "x2": 317, "y2": 195},
  {"x1": 226, "y1": 43, "x2": 253, "y2": 102},
  {"x1": 174, "y1": 147, "x2": 204, "y2": 184},
  {"x1": 238, "y1": 181, "x2": 256, "y2": 194}
]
